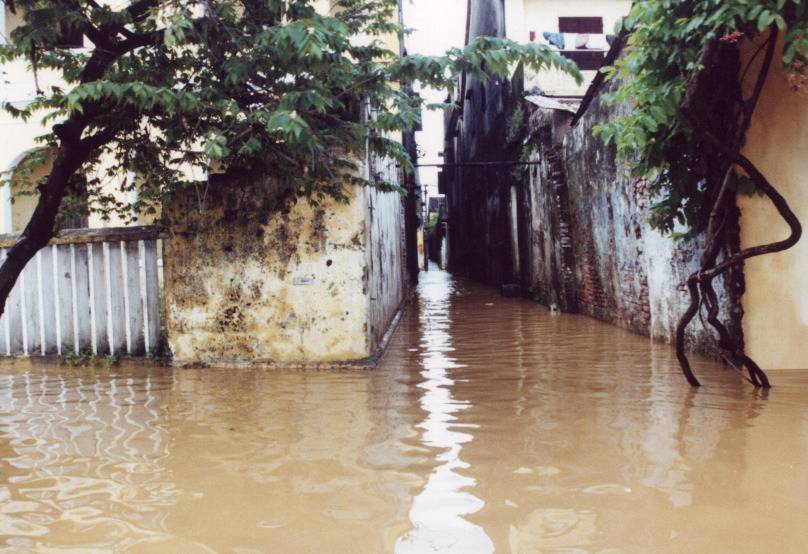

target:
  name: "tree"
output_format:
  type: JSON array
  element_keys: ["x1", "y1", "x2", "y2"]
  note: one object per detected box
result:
[
  {"x1": 0, "y1": 0, "x2": 580, "y2": 316},
  {"x1": 596, "y1": 0, "x2": 808, "y2": 387}
]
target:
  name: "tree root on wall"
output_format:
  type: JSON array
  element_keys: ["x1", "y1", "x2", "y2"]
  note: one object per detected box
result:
[{"x1": 675, "y1": 28, "x2": 802, "y2": 387}]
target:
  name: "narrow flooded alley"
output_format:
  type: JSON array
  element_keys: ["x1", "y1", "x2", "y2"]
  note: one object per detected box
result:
[{"x1": 2, "y1": 268, "x2": 808, "y2": 553}]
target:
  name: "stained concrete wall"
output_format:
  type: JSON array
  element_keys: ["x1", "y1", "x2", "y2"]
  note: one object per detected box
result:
[
  {"x1": 521, "y1": 108, "x2": 577, "y2": 312},
  {"x1": 446, "y1": 0, "x2": 633, "y2": 286},
  {"x1": 517, "y1": 41, "x2": 808, "y2": 369},
  {"x1": 739, "y1": 40, "x2": 808, "y2": 370},
  {"x1": 521, "y1": 79, "x2": 745, "y2": 356},
  {"x1": 364, "y1": 157, "x2": 408, "y2": 351},
  {"x1": 163, "y1": 169, "x2": 407, "y2": 367}
]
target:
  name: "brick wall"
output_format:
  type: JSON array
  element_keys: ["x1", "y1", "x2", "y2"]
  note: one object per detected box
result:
[{"x1": 522, "y1": 80, "x2": 745, "y2": 356}]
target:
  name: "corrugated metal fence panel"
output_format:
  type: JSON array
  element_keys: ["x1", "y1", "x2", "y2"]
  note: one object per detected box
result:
[
  {"x1": 89, "y1": 241, "x2": 109, "y2": 355},
  {"x1": 37, "y1": 248, "x2": 58, "y2": 355},
  {"x1": 106, "y1": 241, "x2": 127, "y2": 355},
  {"x1": 0, "y1": 227, "x2": 164, "y2": 357},
  {"x1": 2, "y1": 250, "x2": 23, "y2": 355}
]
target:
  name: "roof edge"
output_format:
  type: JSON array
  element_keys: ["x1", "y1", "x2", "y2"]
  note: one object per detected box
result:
[{"x1": 570, "y1": 29, "x2": 629, "y2": 127}]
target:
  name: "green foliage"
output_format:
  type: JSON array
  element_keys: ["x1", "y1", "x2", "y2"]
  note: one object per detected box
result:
[
  {"x1": 506, "y1": 103, "x2": 526, "y2": 145},
  {"x1": 595, "y1": 0, "x2": 808, "y2": 237},
  {"x1": 65, "y1": 348, "x2": 94, "y2": 367},
  {"x1": 0, "y1": 0, "x2": 579, "y2": 224},
  {"x1": 65, "y1": 348, "x2": 120, "y2": 368},
  {"x1": 426, "y1": 211, "x2": 439, "y2": 231}
]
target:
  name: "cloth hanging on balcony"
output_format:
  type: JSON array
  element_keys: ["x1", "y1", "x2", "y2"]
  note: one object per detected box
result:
[{"x1": 542, "y1": 32, "x2": 565, "y2": 50}]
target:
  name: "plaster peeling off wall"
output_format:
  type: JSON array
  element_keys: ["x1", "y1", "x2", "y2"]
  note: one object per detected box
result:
[
  {"x1": 163, "y1": 172, "x2": 406, "y2": 367},
  {"x1": 523, "y1": 78, "x2": 746, "y2": 357},
  {"x1": 522, "y1": 108, "x2": 577, "y2": 312}
]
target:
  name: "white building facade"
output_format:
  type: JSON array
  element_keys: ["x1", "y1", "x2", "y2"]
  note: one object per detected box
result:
[{"x1": 504, "y1": 0, "x2": 631, "y2": 97}]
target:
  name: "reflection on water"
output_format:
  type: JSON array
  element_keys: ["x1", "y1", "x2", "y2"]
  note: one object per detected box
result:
[
  {"x1": 0, "y1": 372, "x2": 178, "y2": 551},
  {"x1": 2, "y1": 267, "x2": 808, "y2": 552},
  {"x1": 397, "y1": 270, "x2": 492, "y2": 553}
]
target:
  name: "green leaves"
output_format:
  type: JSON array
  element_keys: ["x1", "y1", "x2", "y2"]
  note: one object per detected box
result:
[
  {"x1": 163, "y1": 15, "x2": 193, "y2": 48},
  {"x1": 389, "y1": 36, "x2": 579, "y2": 89},
  {"x1": 203, "y1": 132, "x2": 229, "y2": 160},
  {"x1": 265, "y1": 110, "x2": 312, "y2": 143},
  {"x1": 2, "y1": 0, "x2": 580, "y2": 222},
  {"x1": 595, "y1": 0, "x2": 808, "y2": 238}
]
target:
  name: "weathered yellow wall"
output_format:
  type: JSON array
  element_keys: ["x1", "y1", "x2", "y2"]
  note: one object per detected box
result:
[
  {"x1": 739, "y1": 41, "x2": 808, "y2": 370},
  {"x1": 1, "y1": 7, "x2": 68, "y2": 232},
  {"x1": 164, "y1": 180, "x2": 381, "y2": 366},
  {"x1": 9, "y1": 157, "x2": 46, "y2": 233},
  {"x1": 2, "y1": 3, "x2": 147, "y2": 232}
]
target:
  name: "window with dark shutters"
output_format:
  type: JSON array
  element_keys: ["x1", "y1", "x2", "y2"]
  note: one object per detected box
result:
[{"x1": 560, "y1": 50, "x2": 606, "y2": 71}]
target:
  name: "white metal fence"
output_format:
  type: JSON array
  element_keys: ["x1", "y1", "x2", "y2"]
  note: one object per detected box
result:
[{"x1": 0, "y1": 226, "x2": 164, "y2": 357}]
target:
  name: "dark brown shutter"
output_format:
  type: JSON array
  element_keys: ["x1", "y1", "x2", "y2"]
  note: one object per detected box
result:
[
  {"x1": 560, "y1": 50, "x2": 606, "y2": 71},
  {"x1": 558, "y1": 17, "x2": 603, "y2": 34}
]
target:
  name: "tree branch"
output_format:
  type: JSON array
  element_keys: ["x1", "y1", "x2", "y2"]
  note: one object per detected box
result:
[{"x1": 0, "y1": 8, "x2": 168, "y2": 315}]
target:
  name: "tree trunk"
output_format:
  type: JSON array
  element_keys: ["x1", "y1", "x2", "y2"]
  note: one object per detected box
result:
[{"x1": 0, "y1": 140, "x2": 91, "y2": 316}]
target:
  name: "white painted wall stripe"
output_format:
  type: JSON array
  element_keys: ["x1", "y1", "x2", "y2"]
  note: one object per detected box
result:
[
  {"x1": 36, "y1": 251, "x2": 45, "y2": 355},
  {"x1": 19, "y1": 266, "x2": 28, "y2": 355},
  {"x1": 87, "y1": 242, "x2": 98, "y2": 354},
  {"x1": 52, "y1": 245, "x2": 62, "y2": 355},
  {"x1": 70, "y1": 244, "x2": 79, "y2": 353}
]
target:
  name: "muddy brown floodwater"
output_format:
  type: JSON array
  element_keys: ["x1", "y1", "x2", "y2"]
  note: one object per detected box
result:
[{"x1": 2, "y1": 268, "x2": 808, "y2": 553}]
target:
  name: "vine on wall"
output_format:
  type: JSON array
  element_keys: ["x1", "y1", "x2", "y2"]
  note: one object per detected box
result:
[{"x1": 595, "y1": 1, "x2": 808, "y2": 387}]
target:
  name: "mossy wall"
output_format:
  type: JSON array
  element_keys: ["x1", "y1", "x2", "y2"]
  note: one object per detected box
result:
[
  {"x1": 522, "y1": 83, "x2": 745, "y2": 358},
  {"x1": 163, "y1": 173, "x2": 406, "y2": 367}
]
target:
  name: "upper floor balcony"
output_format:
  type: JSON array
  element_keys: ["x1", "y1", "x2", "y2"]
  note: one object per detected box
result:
[{"x1": 504, "y1": 0, "x2": 631, "y2": 98}]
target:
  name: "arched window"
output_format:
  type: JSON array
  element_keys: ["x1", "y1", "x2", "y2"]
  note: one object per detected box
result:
[{"x1": 3, "y1": 147, "x2": 88, "y2": 234}]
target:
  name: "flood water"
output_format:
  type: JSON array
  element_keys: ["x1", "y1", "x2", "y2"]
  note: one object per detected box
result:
[{"x1": 2, "y1": 268, "x2": 808, "y2": 553}]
